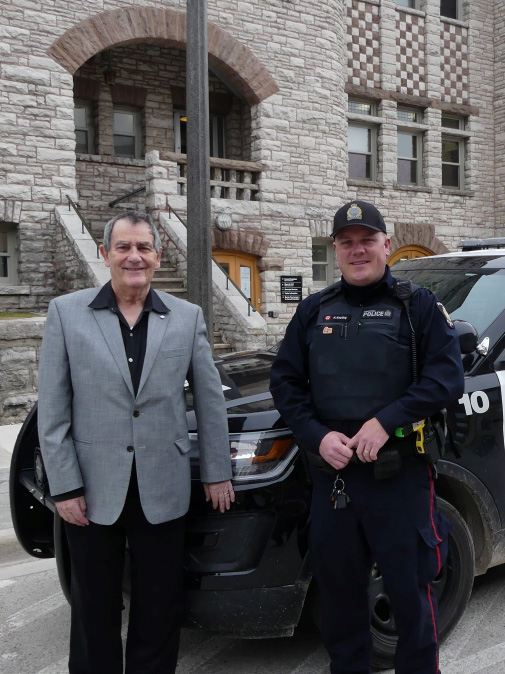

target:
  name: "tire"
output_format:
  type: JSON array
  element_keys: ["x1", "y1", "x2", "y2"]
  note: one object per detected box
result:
[{"x1": 371, "y1": 497, "x2": 475, "y2": 669}]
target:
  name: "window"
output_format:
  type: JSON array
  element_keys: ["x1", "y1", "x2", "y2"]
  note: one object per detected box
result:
[
  {"x1": 396, "y1": 0, "x2": 417, "y2": 8},
  {"x1": 312, "y1": 239, "x2": 334, "y2": 288},
  {"x1": 74, "y1": 101, "x2": 94, "y2": 154},
  {"x1": 397, "y1": 131, "x2": 421, "y2": 185},
  {"x1": 348, "y1": 100, "x2": 375, "y2": 116},
  {"x1": 440, "y1": 0, "x2": 460, "y2": 19},
  {"x1": 441, "y1": 115, "x2": 465, "y2": 189},
  {"x1": 348, "y1": 124, "x2": 376, "y2": 181},
  {"x1": 174, "y1": 111, "x2": 226, "y2": 158},
  {"x1": 397, "y1": 107, "x2": 421, "y2": 124},
  {"x1": 113, "y1": 107, "x2": 141, "y2": 159},
  {"x1": 0, "y1": 223, "x2": 18, "y2": 285}
]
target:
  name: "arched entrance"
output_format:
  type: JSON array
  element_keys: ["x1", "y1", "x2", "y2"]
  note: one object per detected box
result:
[
  {"x1": 213, "y1": 250, "x2": 262, "y2": 311},
  {"x1": 388, "y1": 244, "x2": 433, "y2": 266}
]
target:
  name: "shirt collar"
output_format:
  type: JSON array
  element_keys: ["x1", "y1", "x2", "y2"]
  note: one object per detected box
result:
[
  {"x1": 341, "y1": 266, "x2": 392, "y2": 305},
  {"x1": 88, "y1": 280, "x2": 169, "y2": 314}
]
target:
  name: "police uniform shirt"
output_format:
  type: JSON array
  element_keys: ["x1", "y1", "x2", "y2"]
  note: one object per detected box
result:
[{"x1": 269, "y1": 266, "x2": 464, "y2": 455}]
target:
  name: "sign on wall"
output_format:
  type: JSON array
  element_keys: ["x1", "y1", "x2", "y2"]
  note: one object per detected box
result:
[{"x1": 280, "y1": 276, "x2": 302, "y2": 303}]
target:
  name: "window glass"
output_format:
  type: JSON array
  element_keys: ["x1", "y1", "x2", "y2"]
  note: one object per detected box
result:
[
  {"x1": 114, "y1": 111, "x2": 135, "y2": 135},
  {"x1": 442, "y1": 115, "x2": 462, "y2": 129},
  {"x1": 397, "y1": 132, "x2": 419, "y2": 184},
  {"x1": 440, "y1": 0, "x2": 458, "y2": 19},
  {"x1": 393, "y1": 268, "x2": 505, "y2": 337},
  {"x1": 348, "y1": 126, "x2": 371, "y2": 153},
  {"x1": 442, "y1": 139, "x2": 459, "y2": 163},
  {"x1": 74, "y1": 106, "x2": 87, "y2": 128},
  {"x1": 114, "y1": 136, "x2": 136, "y2": 158},
  {"x1": 397, "y1": 108, "x2": 420, "y2": 123},
  {"x1": 0, "y1": 232, "x2": 7, "y2": 253},
  {"x1": 0, "y1": 225, "x2": 17, "y2": 284},
  {"x1": 349, "y1": 100, "x2": 374, "y2": 115},
  {"x1": 396, "y1": 0, "x2": 416, "y2": 7},
  {"x1": 75, "y1": 130, "x2": 89, "y2": 155}
]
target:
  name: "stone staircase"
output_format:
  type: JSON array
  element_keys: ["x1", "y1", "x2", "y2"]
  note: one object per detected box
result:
[{"x1": 151, "y1": 259, "x2": 232, "y2": 354}]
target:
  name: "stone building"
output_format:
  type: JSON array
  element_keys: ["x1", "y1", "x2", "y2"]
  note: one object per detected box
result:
[{"x1": 0, "y1": 0, "x2": 502, "y2": 350}]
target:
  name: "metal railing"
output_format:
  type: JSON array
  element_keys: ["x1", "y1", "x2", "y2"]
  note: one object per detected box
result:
[
  {"x1": 66, "y1": 196, "x2": 100, "y2": 258},
  {"x1": 108, "y1": 186, "x2": 147, "y2": 208},
  {"x1": 162, "y1": 204, "x2": 258, "y2": 316}
]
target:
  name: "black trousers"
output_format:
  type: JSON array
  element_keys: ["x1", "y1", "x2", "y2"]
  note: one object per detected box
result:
[
  {"x1": 308, "y1": 456, "x2": 450, "y2": 674},
  {"x1": 64, "y1": 471, "x2": 186, "y2": 674}
]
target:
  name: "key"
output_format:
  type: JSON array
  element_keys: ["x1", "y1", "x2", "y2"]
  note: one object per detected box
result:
[{"x1": 334, "y1": 491, "x2": 350, "y2": 509}]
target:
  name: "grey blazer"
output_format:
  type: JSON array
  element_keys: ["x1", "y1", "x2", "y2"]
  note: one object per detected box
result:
[{"x1": 38, "y1": 287, "x2": 232, "y2": 525}]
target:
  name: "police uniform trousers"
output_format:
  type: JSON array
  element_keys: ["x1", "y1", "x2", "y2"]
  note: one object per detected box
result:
[
  {"x1": 308, "y1": 455, "x2": 450, "y2": 674},
  {"x1": 63, "y1": 463, "x2": 186, "y2": 674}
]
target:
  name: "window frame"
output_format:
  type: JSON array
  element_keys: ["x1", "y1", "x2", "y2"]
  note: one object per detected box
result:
[
  {"x1": 312, "y1": 238, "x2": 335, "y2": 289},
  {"x1": 113, "y1": 106, "x2": 142, "y2": 159},
  {"x1": 440, "y1": 0, "x2": 461, "y2": 20},
  {"x1": 397, "y1": 129, "x2": 422, "y2": 186},
  {"x1": 0, "y1": 223, "x2": 19, "y2": 285},
  {"x1": 348, "y1": 122, "x2": 377, "y2": 182},
  {"x1": 74, "y1": 100, "x2": 94, "y2": 155},
  {"x1": 441, "y1": 134, "x2": 464, "y2": 190}
]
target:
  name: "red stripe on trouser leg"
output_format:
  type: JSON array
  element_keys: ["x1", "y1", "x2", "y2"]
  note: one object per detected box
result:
[{"x1": 427, "y1": 583, "x2": 440, "y2": 674}]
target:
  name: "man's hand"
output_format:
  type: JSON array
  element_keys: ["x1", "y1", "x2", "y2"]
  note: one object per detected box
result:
[
  {"x1": 55, "y1": 496, "x2": 89, "y2": 526},
  {"x1": 319, "y1": 431, "x2": 354, "y2": 470},
  {"x1": 348, "y1": 418, "x2": 389, "y2": 463},
  {"x1": 203, "y1": 480, "x2": 235, "y2": 513}
]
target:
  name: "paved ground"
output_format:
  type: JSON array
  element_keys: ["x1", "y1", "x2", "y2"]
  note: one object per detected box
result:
[{"x1": 3, "y1": 423, "x2": 505, "y2": 673}]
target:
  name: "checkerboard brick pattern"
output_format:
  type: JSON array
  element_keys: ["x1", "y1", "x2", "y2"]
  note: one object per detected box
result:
[
  {"x1": 396, "y1": 11, "x2": 426, "y2": 96},
  {"x1": 441, "y1": 22, "x2": 469, "y2": 104},
  {"x1": 348, "y1": 0, "x2": 381, "y2": 88}
]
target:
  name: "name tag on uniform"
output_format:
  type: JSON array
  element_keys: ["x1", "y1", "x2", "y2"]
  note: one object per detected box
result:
[
  {"x1": 323, "y1": 314, "x2": 351, "y2": 322},
  {"x1": 361, "y1": 309, "x2": 393, "y2": 319}
]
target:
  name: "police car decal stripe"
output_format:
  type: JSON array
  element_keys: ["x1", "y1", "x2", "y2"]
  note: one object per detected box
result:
[{"x1": 496, "y1": 370, "x2": 505, "y2": 451}]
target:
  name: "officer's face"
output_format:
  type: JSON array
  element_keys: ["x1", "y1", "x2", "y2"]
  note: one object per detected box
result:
[{"x1": 333, "y1": 226, "x2": 391, "y2": 286}]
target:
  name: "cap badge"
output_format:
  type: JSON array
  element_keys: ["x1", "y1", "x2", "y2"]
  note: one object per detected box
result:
[{"x1": 347, "y1": 203, "x2": 362, "y2": 221}]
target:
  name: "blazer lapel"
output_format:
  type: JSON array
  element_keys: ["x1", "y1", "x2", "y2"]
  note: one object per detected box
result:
[
  {"x1": 137, "y1": 309, "x2": 171, "y2": 397},
  {"x1": 93, "y1": 309, "x2": 135, "y2": 398}
]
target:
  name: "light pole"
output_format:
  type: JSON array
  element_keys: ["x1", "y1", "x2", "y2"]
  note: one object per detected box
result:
[{"x1": 186, "y1": 0, "x2": 213, "y2": 348}]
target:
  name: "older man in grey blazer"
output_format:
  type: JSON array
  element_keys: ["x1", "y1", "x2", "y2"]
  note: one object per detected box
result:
[{"x1": 38, "y1": 211, "x2": 234, "y2": 674}]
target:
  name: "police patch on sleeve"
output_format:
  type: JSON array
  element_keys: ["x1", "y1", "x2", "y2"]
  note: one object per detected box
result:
[{"x1": 436, "y1": 302, "x2": 454, "y2": 328}]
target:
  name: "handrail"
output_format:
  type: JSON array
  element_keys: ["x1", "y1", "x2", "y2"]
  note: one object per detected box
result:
[
  {"x1": 162, "y1": 204, "x2": 257, "y2": 316},
  {"x1": 108, "y1": 186, "x2": 146, "y2": 208},
  {"x1": 66, "y1": 195, "x2": 100, "y2": 259}
]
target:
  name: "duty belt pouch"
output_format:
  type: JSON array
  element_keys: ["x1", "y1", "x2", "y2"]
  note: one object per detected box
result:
[{"x1": 423, "y1": 412, "x2": 447, "y2": 465}]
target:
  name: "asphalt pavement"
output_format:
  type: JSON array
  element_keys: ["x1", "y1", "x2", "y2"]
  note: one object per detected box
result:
[{"x1": 3, "y1": 423, "x2": 505, "y2": 672}]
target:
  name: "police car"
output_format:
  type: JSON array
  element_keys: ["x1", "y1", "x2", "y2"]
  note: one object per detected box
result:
[{"x1": 9, "y1": 238, "x2": 505, "y2": 668}]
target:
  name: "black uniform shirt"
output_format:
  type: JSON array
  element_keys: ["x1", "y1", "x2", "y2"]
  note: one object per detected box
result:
[{"x1": 269, "y1": 266, "x2": 465, "y2": 455}]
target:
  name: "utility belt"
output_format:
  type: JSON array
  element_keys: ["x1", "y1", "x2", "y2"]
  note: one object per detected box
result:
[{"x1": 304, "y1": 412, "x2": 446, "y2": 480}]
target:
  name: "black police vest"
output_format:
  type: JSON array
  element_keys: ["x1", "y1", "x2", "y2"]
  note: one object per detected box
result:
[{"x1": 309, "y1": 288, "x2": 412, "y2": 423}]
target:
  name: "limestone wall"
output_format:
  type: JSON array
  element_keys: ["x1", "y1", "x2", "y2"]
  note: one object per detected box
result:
[{"x1": 0, "y1": 318, "x2": 45, "y2": 424}]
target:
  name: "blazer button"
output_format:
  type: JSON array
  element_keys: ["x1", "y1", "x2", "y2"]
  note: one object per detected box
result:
[
  {"x1": 127, "y1": 445, "x2": 134, "y2": 452},
  {"x1": 133, "y1": 410, "x2": 140, "y2": 417}
]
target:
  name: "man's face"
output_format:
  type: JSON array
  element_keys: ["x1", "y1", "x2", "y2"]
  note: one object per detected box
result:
[
  {"x1": 100, "y1": 219, "x2": 161, "y2": 296},
  {"x1": 333, "y1": 225, "x2": 391, "y2": 287}
]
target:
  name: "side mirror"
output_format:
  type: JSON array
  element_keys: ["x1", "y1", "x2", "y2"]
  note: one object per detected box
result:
[{"x1": 453, "y1": 320, "x2": 479, "y2": 355}]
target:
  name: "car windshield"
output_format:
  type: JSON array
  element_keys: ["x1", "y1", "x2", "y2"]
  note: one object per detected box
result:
[{"x1": 393, "y1": 264, "x2": 505, "y2": 337}]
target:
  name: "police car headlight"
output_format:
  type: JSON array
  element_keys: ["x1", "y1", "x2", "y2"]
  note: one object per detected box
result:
[{"x1": 188, "y1": 430, "x2": 298, "y2": 483}]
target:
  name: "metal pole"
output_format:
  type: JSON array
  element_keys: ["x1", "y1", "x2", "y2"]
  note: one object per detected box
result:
[{"x1": 186, "y1": 0, "x2": 213, "y2": 348}]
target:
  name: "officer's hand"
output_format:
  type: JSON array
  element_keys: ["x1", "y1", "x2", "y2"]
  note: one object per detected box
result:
[
  {"x1": 319, "y1": 431, "x2": 354, "y2": 470},
  {"x1": 55, "y1": 496, "x2": 89, "y2": 526},
  {"x1": 348, "y1": 418, "x2": 389, "y2": 463},
  {"x1": 203, "y1": 480, "x2": 235, "y2": 513}
]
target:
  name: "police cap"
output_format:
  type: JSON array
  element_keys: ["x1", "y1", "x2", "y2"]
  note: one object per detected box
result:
[{"x1": 332, "y1": 201, "x2": 387, "y2": 238}]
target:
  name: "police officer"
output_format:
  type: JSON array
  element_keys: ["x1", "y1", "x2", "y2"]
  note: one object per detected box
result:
[{"x1": 270, "y1": 201, "x2": 464, "y2": 674}]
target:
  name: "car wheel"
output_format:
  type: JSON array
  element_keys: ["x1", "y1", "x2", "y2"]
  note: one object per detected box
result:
[{"x1": 371, "y1": 497, "x2": 475, "y2": 669}]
